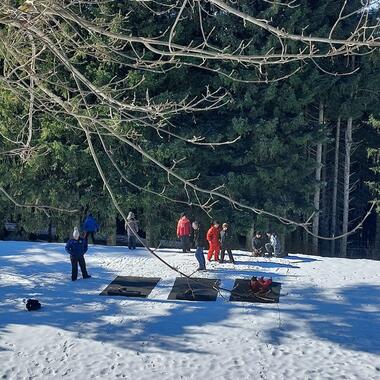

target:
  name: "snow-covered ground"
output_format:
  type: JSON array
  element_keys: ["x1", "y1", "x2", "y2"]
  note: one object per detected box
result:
[{"x1": 0, "y1": 241, "x2": 380, "y2": 380}]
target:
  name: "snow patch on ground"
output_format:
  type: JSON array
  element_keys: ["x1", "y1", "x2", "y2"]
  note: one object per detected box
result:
[{"x1": 1, "y1": 241, "x2": 380, "y2": 379}]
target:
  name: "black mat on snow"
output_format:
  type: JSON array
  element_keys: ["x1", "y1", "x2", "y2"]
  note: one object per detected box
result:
[
  {"x1": 229, "y1": 279, "x2": 281, "y2": 303},
  {"x1": 100, "y1": 276, "x2": 161, "y2": 298},
  {"x1": 167, "y1": 277, "x2": 220, "y2": 301}
]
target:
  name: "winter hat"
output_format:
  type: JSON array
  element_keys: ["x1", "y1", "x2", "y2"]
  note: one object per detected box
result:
[
  {"x1": 222, "y1": 223, "x2": 228, "y2": 228},
  {"x1": 73, "y1": 227, "x2": 80, "y2": 239},
  {"x1": 192, "y1": 221, "x2": 199, "y2": 229},
  {"x1": 127, "y1": 211, "x2": 135, "y2": 220}
]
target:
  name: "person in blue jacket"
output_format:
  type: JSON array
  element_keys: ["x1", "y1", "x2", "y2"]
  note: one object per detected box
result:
[
  {"x1": 83, "y1": 213, "x2": 99, "y2": 244},
  {"x1": 65, "y1": 227, "x2": 91, "y2": 281}
]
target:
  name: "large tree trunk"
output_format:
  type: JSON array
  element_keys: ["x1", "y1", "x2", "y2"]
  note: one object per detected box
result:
[
  {"x1": 48, "y1": 220, "x2": 53, "y2": 243},
  {"x1": 320, "y1": 140, "x2": 329, "y2": 244},
  {"x1": 312, "y1": 101, "x2": 324, "y2": 254},
  {"x1": 246, "y1": 223, "x2": 255, "y2": 251},
  {"x1": 331, "y1": 117, "x2": 341, "y2": 256},
  {"x1": 144, "y1": 207, "x2": 156, "y2": 247},
  {"x1": 106, "y1": 213, "x2": 117, "y2": 246},
  {"x1": 341, "y1": 116, "x2": 353, "y2": 257},
  {"x1": 27, "y1": 35, "x2": 36, "y2": 148}
]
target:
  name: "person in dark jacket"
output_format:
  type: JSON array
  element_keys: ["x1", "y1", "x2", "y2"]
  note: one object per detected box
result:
[
  {"x1": 83, "y1": 213, "x2": 99, "y2": 244},
  {"x1": 252, "y1": 231, "x2": 265, "y2": 257},
  {"x1": 177, "y1": 212, "x2": 192, "y2": 253},
  {"x1": 192, "y1": 221, "x2": 206, "y2": 271},
  {"x1": 219, "y1": 223, "x2": 235, "y2": 264},
  {"x1": 125, "y1": 211, "x2": 139, "y2": 249},
  {"x1": 65, "y1": 227, "x2": 91, "y2": 281}
]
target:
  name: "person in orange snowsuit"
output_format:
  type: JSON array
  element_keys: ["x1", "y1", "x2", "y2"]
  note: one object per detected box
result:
[{"x1": 207, "y1": 221, "x2": 221, "y2": 262}]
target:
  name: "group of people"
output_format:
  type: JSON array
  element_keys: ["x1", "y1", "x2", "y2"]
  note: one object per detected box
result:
[
  {"x1": 252, "y1": 231, "x2": 284, "y2": 258},
  {"x1": 66, "y1": 210, "x2": 285, "y2": 281},
  {"x1": 66, "y1": 211, "x2": 139, "y2": 281},
  {"x1": 177, "y1": 213, "x2": 236, "y2": 271},
  {"x1": 65, "y1": 213, "x2": 101, "y2": 281},
  {"x1": 177, "y1": 213, "x2": 285, "y2": 272}
]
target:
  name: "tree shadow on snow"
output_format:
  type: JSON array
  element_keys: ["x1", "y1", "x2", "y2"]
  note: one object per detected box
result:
[
  {"x1": 286, "y1": 255, "x2": 321, "y2": 263},
  {"x1": 1, "y1": 242, "x2": 379, "y2": 355},
  {"x1": 237, "y1": 260, "x2": 301, "y2": 270},
  {"x1": 0, "y1": 242, "x2": 252, "y2": 354},
  {"x1": 258, "y1": 283, "x2": 380, "y2": 354}
]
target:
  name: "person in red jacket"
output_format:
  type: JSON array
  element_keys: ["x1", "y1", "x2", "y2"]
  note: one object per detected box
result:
[
  {"x1": 207, "y1": 220, "x2": 221, "y2": 262},
  {"x1": 177, "y1": 212, "x2": 191, "y2": 253}
]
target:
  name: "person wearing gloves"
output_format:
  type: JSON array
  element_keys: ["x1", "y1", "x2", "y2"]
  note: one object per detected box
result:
[
  {"x1": 125, "y1": 211, "x2": 139, "y2": 250},
  {"x1": 65, "y1": 227, "x2": 91, "y2": 281}
]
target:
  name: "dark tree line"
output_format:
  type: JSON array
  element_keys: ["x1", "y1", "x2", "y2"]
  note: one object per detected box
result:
[{"x1": 0, "y1": 0, "x2": 379, "y2": 257}]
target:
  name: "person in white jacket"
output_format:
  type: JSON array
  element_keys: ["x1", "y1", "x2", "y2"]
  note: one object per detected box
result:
[{"x1": 265, "y1": 232, "x2": 284, "y2": 257}]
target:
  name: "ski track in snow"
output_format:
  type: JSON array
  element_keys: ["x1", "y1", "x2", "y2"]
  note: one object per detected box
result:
[{"x1": 0, "y1": 241, "x2": 380, "y2": 379}]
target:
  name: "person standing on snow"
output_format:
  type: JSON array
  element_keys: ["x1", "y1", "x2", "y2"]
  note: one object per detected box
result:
[
  {"x1": 65, "y1": 227, "x2": 91, "y2": 281},
  {"x1": 177, "y1": 212, "x2": 191, "y2": 253},
  {"x1": 125, "y1": 211, "x2": 139, "y2": 250},
  {"x1": 207, "y1": 220, "x2": 221, "y2": 262},
  {"x1": 192, "y1": 221, "x2": 206, "y2": 271},
  {"x1": 83, "y1": 213, "x2": 99, "y2": 244},
  {"x1": 219, "y1": 223, "x2": 235, "y2": 264}
]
